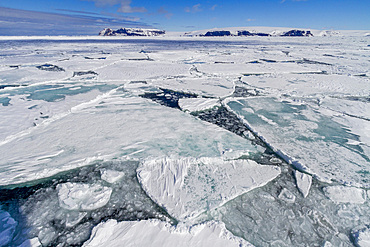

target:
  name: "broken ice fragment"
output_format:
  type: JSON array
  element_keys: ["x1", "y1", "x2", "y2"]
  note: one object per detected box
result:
[
  {"x1": 323, "y1": 186, "x2": 366, "y2": 204},
  {"x1": 82, "y1": 219, "x2": 253, "y2": 247},
  {"x1": 38, "y1": 227, "x2": 56, "y2": 246},
  {"x1": 18, "y1": 238, "x2": 42, "y2": 247},
  {"x1": 321, "y1": 241, "x2": 333, "y2": 247},
  {"x1": 100, "y1": 169, "x2": 125, "y2": 184},
  {"x1": 278, "y1": 188, "x2": 296, "y2": 203},
  {"x1": 57, "y1": 182, "x2": 113, "y2": 211},
  {"x1": 178, "y1": 98, "x2": 219, "y2": 113},
  {"x1": 65, "y1": 211, "x2": 87, "y2": 228},
  {"x1": 294, "y1": 170, "x2": 312, "y2": 198},
  {"x1": 351, "y1": 225, "x2": 370, "y2": 247}
]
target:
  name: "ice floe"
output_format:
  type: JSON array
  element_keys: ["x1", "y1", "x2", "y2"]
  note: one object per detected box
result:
[
  {"x1": 0, "y1": 94, "x2": 257, "y2": 186},
  {"x1": 323, "y1": 186, "x2": 367, "y2": 204},
  {"x1": 294, "y1": 170, "x2": 312, "y2": 198},
  {"x1": 57, "y1": 182, "x2": 113, "y2": 211},
  {"x1": 83, "y1": 219, "x2": 253, "y2": 247},
  {"x1": 226, "y1": 97, "x2": 370, "y2": 187},
  {"x1": 179, "y1": 98, "x2": 219, "y2": 112},
  {"x1": 137, "y1": 157, "x2": 280, "y2": 221},
  {"x1": 100, "y1": 169, "x2": 125, "y2": 184}
]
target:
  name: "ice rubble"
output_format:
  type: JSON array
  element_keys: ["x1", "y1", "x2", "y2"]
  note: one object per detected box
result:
[
  {"x1": 83, "y1": 219, "x2": 253, "y2": 247},
  {"x1": 216, "y1": 166, "x2": 370, "y2": 246},
  {"x1": 137, "y1": 157, "x2": 281, "y2": 221},
  {"x1": 3, "y1": 161, "x2": 172, "y2": 246}
]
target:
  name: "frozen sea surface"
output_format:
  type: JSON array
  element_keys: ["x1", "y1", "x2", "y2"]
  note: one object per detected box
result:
[{"x1": 0, "y1": 36, "x2": 369, "y2": 246}]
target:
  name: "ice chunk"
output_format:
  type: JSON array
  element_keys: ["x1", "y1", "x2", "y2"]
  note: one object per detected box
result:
[
  {"x1": 100, "y1": 169, "x2": 125, "y2": 184},
  {"x1": 294, "y1": 170, "x2": 312, "y2": 198},
  {"x1": 323, "y1": 186, "x2": 367, "y2": 204},
  {"x1": 83, "y1": 219, "x2": 253, "y2": 247},
  {"x1": 37, "y1": 227, "x2": 56, "y2": 246},
  {"x1": 18, "y1": 238, "x2": 42, "y2": 247},
  {"x1": 57, "y1": 182, "x2": 113, "y2": 211},
  {"x1": 179, "y1": 98, "x2": 219, "y2": 112},
  {"x1": 278, "y1": 188, "x2": 296, "y2": 203},
  {"x1": 0, "y1": 209, "x2": 17, "y2": 246},
  {"x1": 137, "y1": 157, "x2": 280, "y2": 221},
  {"x1": 351, "y1": 225, "x2": 370, "y2": 247},
  {"x1": 322, "y1": 241, "x2": 333, "y2": 247},
  {"x1": 64, "y1": 211, "x2": 87, "y2": 228}
]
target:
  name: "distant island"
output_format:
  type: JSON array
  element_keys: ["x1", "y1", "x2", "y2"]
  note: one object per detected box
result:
[
  {"x1": 98, "y1": 27, "x2": 370, "y2": 38},
  {"x1": 187, "y1": 29, "x2": 313, "y2": 37},
  {"x1": 99, "y1": 28, "x2": 165, "y2": 36}
]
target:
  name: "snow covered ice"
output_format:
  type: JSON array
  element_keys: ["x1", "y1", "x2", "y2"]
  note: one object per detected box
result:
[
  {"x1": 138, "y1": 157, "x2": 280, "y2": 221},
  {"x1": 83, "y1": 219, "x2": 253, "y2": 247},
  {"x1": 0, "y1": 33, "x2": 369, "y2": 246}
]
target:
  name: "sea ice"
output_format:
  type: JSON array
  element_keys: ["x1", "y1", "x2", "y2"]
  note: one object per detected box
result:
[
  {"x1": 226, "y1": 97, "x2": 370, "y2": 187},
  {"x1": 323, "y1": 186, "x2": 367, "y2": 204},
  {"x1": 179, "y1": 98, "x2": 219, "y2": 112},
  {"x1": 57, "y1": 182, "x2": 113, "y2": 211},
  {"x1": 137, "y1": 157, "x2": 280, "y2": 221},
  {"x1": 18, "y1": 238, "x2": 42, "y2": 247},
  {"x1": 294, "y1": 170, "x2": 312, "y2": 198},
  {"x1": 0, "y1": 209, "x2": 17, "y2": 246},
  {"x1": 351, "y1": 225, "x2": 370, "y2": 247},
  {"x1": 82, "y1": 219, "x2": 254, "y2": 247},
  {"x1": 100, "y1": 169, "x2": 125, "y2": 184},
  {"x1": 278, "y1": 188, "x2": 296, "y2": 203}
]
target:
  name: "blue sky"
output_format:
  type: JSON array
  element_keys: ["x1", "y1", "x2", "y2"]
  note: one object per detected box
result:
[{"x1": 0, "y1": 0, "x2": 369, "y2": 35}]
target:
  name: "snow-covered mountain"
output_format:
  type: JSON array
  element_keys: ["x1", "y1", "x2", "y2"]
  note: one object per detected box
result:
[{"x1": 99, "y1": 28, "x2": 165, "y2": 36}]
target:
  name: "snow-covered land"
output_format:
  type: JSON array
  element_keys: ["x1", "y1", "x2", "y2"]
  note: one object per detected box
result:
[
  {"x1": 99, "y1": 28, "x2": 165, "y2": 36},
  {"x1": 0, "y1": 29, "x2": 369, "y2": 246}
]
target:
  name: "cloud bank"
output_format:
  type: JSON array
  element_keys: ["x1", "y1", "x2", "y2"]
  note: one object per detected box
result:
[{"x1": 0, "y1": 7, "x2": 151, "y2": 35}]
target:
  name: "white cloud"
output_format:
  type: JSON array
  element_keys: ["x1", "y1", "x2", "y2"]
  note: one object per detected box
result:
[
  {"x1": 0, "y1": 6, "x2": 151, "y2": 35},
  {"x1": 185, "y1": 4, "x2": 202, "y2": 13},
  {"x1": 210, "y1": 5, "x2": 217, "y2": 11}
]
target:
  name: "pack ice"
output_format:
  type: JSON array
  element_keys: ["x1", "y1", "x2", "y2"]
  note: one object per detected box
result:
[{"x1": 0, "y1": 32, "x2": 369, "y2": 246}]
